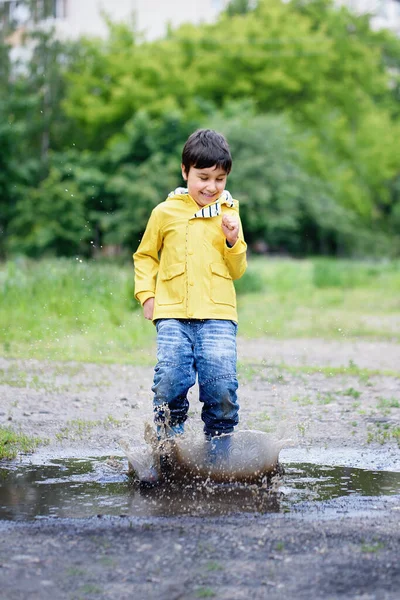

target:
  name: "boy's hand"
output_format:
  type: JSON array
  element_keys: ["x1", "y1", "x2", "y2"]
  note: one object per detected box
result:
[
  {"x1": 222, "y1": 215, "x2": 239, "y2": 247},
  {"x1": 143, "y1": 297, "x2": 154, "y2": 320}
]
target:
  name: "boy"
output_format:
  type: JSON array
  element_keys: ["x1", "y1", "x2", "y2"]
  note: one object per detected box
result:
[{"x1": 133, "y1": 129, "x2": 247, "y2": 482}]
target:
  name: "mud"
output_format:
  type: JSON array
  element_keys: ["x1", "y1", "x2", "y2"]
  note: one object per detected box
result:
[{"x1": 0, "y1": 337, "x2": 400, "y2": 599}]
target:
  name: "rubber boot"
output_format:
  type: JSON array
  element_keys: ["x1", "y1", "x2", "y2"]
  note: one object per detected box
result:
[{"x1": 207, "y1": 433, "x2": 232, "y2": 465}]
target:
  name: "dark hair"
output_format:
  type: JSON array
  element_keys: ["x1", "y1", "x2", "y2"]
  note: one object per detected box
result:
[{"x1": 182, "y1": 129, "x2": 232, "y2": 175}]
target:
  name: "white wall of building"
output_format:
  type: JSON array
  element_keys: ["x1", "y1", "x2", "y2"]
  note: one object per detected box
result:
[
  {"x1": 2, "y1": 0, "x2": 399, "y2": 42},
  {"x1": 337, "y1": 0, "x2": 400, "y2": 35},
  {"x1": 50, "y1": 0, "x2": 230, "y2": 41},
  {"x1": 53, "y1": 0, "x2": 135, "y2": 39}
]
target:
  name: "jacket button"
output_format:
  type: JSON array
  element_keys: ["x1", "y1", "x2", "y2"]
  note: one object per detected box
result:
[
  {"x1": 188, "y1": 250, "x2": 193, "y2": 255},
  {"x1": 189, "y1": 281, "x2": 194, "y2": 286}
]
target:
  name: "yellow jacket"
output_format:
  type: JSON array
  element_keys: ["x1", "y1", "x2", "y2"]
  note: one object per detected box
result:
[{"x1": 133, "y1": 191, "x2": 247, "y2": 322}]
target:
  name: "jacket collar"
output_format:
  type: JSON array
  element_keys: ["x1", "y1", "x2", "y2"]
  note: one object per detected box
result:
[{"x1": 167, "y1": 187, "x2": 234, "y2": 219}]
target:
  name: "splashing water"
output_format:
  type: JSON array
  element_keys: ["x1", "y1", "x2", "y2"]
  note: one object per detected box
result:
[{"x1": 121, "y1": 424, "x2": 290, "y2": 485}]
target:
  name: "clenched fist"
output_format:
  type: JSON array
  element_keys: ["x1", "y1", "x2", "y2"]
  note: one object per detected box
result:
[{"x1": 221, "y1": 214, "x2": 239, "y2": 247}]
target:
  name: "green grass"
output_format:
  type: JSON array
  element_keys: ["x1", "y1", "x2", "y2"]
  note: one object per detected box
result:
[
  {"x1": 377, "y1": 397, "x2": 400, "y2": 410},
  {"x1": 360, "y1": 542, "x2": 385, "y2": 554},
  {"x1": 1, "y1": 256, "x2": 399, "y2": 363},
  {"x1": 55, "y1": 416, "x2": 122, "y2": 441},
  {"x1": 343, "y1": 387, "x2": 361, "y2": 399},
  {"x1": 367, "y1": 424, "x2": 400, "y2": 446},
  {"x1": 290, "y1": 394, "x2": 313, "y2": 406},
  {"x1": 239, "y1": 360, "x2": 400, "y2": 380},
  {"x1": 194, "y1": 588, "x2": 216, "y2": 599},
  {"x1": 0, "y1": 426, "x2": 44, "y2": 459},
  {"x1": 237, "y1": 257, "x2": 400, "y2": 340},
  {"x1": 0, "y1": 257, "x2": 154, "y2": 364}
]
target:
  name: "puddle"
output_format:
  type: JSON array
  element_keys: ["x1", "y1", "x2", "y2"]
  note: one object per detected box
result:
[{"x1": 1, "y1": 457, "x2": 400, "y2": 521}]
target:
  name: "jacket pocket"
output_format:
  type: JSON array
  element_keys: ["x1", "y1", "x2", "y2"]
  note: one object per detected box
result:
[
  {"x1": 210, "y1": 262, "x2": 235, "y2": 307},
  {"x1": 156, "y1": 262, "x2": 185, "y2": 305}
]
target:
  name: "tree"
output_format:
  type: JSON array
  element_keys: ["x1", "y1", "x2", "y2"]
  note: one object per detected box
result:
[
  {"x1": 0, "y1": 4, "x2": 81, "y2": 256},
  {"x1": 8, "y1": 166, "x2": 90, "y2": 256},
  {"x1": 225, "y1": 0, "x2": 256, "y2": 17},
  {"x1": 210, "y1": 103, "x2": 369, "y2": 255},
  {"x1": 3, "y1": 0, "x2": 400, "y2": 257}
]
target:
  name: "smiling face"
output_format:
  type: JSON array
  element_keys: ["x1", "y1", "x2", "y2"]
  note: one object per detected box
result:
[{"x1": 182, "y1": 164, "x2": 228, "y2": 207}]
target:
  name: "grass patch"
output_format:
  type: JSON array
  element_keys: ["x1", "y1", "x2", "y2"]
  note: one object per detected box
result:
[
  {"x1": 1, "y1": 257, "x2": 399, "y2": 364},
  {"x1": 284, "y1": 364, "x2": 400, "y2": 379},
  {"x1": 237, "y1": 363, "x2": 259, "y2": 382},
  {"x1": 237, "y1": 257, "x2": 400, "y2": 340},
  {"x1": 360, "y1": 542, "x2": 385, "y2": 553},
  {"x1": 205, "y1": 561, "x2": 223, "y2": 572},
  {"x1": 195, "y1": 588, "x2": 216, "y2": 599},
  {"x1": 343, "y1": 387, "x2": 361, "y2": 399},
  {"x1": 367, "y1": 424, "x2": 400, "y2": 446},
  {"x1": 377, "y1": 397, "x2": 400, "y2": 410},
  {"x1": 0, "y1": 427, "x2": 44, "y2": 459},
  {"x1": 317, "y1": 391, "x2": 336, "y2": 405},
  {"x1": 0, "y1": 257, "x2": 153, "y2": 364},
  {"x1": 240, "y1": 360, "x2": 400, "y2": 380},
  {"x1": 290, "y1": 394, "x2": 313, "y2": 406},
  {"x1": 55, "y1": 416, "x2": 121, "y2": 441}
]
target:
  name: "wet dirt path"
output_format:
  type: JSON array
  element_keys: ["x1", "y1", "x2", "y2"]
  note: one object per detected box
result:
[
  {"x1": 1, "y1": 507, "x2": 399, "y2": 600},
  {"x1": 0, "y1": 337, "x2": 399, "y2": 599}
]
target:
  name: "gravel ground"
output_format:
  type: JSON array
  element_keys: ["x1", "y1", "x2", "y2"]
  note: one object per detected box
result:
[{"x1": 0, "y1": 337, "x2": 399, "y2": 599}]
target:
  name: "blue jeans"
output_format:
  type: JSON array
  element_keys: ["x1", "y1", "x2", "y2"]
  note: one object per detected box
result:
[{"x1": 152, "y1": 319, "x2": 239, "y2": 437}]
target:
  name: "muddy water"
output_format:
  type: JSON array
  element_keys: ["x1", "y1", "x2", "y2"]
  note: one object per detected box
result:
[{"x1": 1, "y1": 457, "x2": 400, "y2": 521}]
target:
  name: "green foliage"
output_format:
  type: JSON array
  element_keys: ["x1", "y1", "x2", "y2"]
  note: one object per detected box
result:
[
  {"x1": 0, "y1": 41, "x2": 40, "y2": 257},
  {"x1": 8, "y1": 167, "x2": 90, "y2": 256},
  {"x1": 210, "y1": 106, "x2": 359, "y2": 254},
  {"x1": 225, "y1": 0, "x2": 256, "y2": 17},
  {"x1": 1, "y1": 0, "x2": 400, "y2": 257},
  {"x1": 102, "y1": 110, "x2": 196, "y2": 247},
  {"x1": 0, "y1": 24, "x2": 81, "y2": 257}
]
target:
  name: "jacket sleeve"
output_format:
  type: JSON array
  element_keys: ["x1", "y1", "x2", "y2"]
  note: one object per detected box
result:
[
  {"x1": 133, "y1": 208, "x2": 163, "y2": 305},
  {"x1": 224, "y1": 210, "x2": 247, "y2": 281}
]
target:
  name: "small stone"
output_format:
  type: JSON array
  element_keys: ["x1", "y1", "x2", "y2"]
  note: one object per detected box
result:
[
  {"x1": 174, "y1": 543, "x2": 183, "y2": 551},
  {"x1": 12, "y1": 555, "x2": 40, "y2": 563}
]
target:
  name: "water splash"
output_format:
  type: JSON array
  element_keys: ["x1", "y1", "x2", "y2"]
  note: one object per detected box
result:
[{"x1": 121, "y1": 426, "x2": 290, "y2": 485}]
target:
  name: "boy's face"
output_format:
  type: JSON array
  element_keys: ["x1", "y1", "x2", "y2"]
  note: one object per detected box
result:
[{"x1": 182, "y1": 164, "x2": 227, "y2": 207}]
